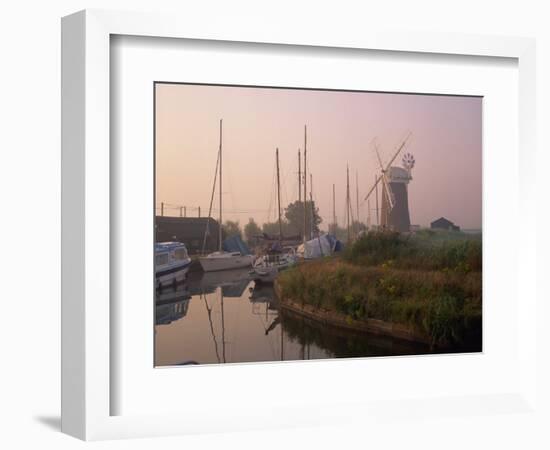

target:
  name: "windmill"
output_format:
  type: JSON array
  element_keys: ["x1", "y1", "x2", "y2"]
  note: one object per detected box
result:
[{"x1": 364, "y1": 132, "x2": 414, "y2": 232}]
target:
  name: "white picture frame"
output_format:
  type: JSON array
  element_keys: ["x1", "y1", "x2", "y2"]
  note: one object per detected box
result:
[{"x1": 61, "y1": 9, "x2": 538, "y2": 441}]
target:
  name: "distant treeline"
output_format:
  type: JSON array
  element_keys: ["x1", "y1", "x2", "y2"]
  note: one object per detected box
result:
[{"x1": 223, "y1": 200, "x2": 324, "y2": 247}]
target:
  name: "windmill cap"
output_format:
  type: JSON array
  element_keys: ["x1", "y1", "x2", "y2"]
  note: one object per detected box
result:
[{"x1": 388, "y1": 166, "x2": 411, "y2": 183}]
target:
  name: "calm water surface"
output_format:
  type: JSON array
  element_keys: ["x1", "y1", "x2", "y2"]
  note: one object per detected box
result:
[{"x1": 155, "y1": 268, "x2": 436, "y2": 366}]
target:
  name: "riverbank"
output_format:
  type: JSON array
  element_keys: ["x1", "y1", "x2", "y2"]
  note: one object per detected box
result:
[
  {"x1": 275, "y1": 281, "x2": 435, "y2": 346},
  {"x1": 276, "y1": 231, "x2": 482, "y2": 349}
]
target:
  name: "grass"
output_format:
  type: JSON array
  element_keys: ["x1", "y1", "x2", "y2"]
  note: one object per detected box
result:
[
  {"x1": 278, "y1": 230, "x2": 482, "y2": 347},
  {"x1": 344, "y1": 229, "x2": 482, "y2": 272}
]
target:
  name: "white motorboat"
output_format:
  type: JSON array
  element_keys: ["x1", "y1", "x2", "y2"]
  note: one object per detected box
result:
[
  {"x1": 155, "y1": 242, "x2": 192, "y2": 290},
  {"x1": 199, "y1": 119, "x2": 254, "y2": 272}
]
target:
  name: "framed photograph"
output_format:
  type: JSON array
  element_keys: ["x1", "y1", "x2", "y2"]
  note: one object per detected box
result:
[
  {"x1": 153, "y1": 82, "x2": 483, "y2": 367},
  {"x1": 62, "y1": 9, "x2": 538, "y2": 440}
]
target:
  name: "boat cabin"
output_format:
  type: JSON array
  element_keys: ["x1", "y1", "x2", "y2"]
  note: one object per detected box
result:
[{"x1": 155, "y1": 242, "x2": 190, "y2": 268}]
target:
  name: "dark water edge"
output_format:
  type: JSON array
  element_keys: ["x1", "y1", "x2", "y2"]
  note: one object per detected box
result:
[
  {"x1": 154, "y1": 269, "x2": 481, "y2": 366},
  {"x1": 280, "y1": 306, "x2": 482, "y2": 359}
]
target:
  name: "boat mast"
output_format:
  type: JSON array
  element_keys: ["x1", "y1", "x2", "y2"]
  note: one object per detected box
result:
[
  {"x1": 218, "y1": 119, "x2": 223, "y2": 252},
  {"x1": 221, "y1": 290, "x2": 226, "y2": 363},
  {"x1": 310, "y1": 174, "x2": 314, "y2": 238},
  {"x1": 201, "y1": 136, "x2": 221, "y2": 255},
  {"x1": 276, "y1": 148, "x2": 282, "y2": 245},
  {"x1": 367, "y1": 198, "x2": 371, "y2": 229},
  {"x1": 298, "y1": 149, "x2": 301, "y2": 203},
  {"x1": 375, "y1": 173, "x2": 379, "y2": 227},
  {"x1": 202, "y1": 292, "x2": 221, "y2": 363},
  {"x1": 356, "y1": 170, "x2": 359, "y2": 231},
  {"x1": 303, "y1": 125, "x2": 307, "y2": 243},
  {"x1": 347, "y1": 165, "x2": 351, "y2": 243},
  {"x1": 312, "y1": 174, "x2": 323, "y2": 256},
  {"x1": 332, "y1": 183, "x2": 336, "y2": 233}
]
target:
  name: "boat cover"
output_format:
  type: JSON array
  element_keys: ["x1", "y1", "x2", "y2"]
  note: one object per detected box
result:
[
  {"x1": 297, "y1": 234, "x2": 343, "y2": 259},
  {"x1": 222, "y1": 235, "x2": 252, "y2": 255}
]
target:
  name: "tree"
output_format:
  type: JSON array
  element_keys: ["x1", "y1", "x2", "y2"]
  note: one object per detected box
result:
[
  {"x1": 284, "y1": 200, "x2": 322, "y2": 238},
  {"x1": 261, "y1": 220, "x2": 294, "y2": 238},
  {"x1": 244, "y1": 218, "x2": 261, "y2": 248},
  {"x1": 223, "y1": 220, "x2": 242, "y2": 239}
]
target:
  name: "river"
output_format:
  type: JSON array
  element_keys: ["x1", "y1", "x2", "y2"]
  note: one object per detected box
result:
[{"x1": 155, "y1": 268, "x2": 437, "y2": 366}]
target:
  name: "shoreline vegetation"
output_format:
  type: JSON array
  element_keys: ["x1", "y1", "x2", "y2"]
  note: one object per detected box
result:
[{"x1": 275, "y1": 230, "x2": 482, "y2": 349}]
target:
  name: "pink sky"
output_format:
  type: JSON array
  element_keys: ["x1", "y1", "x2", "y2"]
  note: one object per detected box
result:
[{"x1": 155, "y1": 83, "x2": 482, "y2": 230}]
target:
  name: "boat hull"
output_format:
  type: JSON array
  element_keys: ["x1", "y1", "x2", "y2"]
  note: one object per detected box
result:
[
  {"x1": 251, "y1": 253, "x2": 297, "y2": 284},
  {"x1": 199, "y1": 254, "x2": 254, "y2": 272},
  {"x1": 156, "y1": 261, "x2": 191, "y2": 288}
]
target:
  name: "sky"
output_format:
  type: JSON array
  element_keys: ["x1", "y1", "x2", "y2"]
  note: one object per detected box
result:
[{"x1": 155, "y1": 83, "x2": 482, "y2": 230}]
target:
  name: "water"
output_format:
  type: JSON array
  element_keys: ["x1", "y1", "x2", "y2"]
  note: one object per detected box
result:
[{"x1": 154, "y1": 268, "x2": 435, "y2": 366}]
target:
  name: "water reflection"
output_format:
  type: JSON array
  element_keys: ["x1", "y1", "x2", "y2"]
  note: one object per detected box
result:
[
  {"x1": 154, "y1": 268, "x2": 433, "y2": 366},
  {"x1": 155, "y1": 283, "x2": 191, "y2": 325}
]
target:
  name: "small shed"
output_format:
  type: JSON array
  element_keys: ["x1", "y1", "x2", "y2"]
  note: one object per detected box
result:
[
  {"x1": 430, "y1": 217, "x2": 460, "y2": 232},
  {"x1": 155, "y1": 216, "x2": 221, "y2": 254}
]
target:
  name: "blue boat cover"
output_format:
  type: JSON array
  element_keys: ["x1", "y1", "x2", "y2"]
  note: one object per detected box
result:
[
  {"x1": 222, "y1": 235, "x2": 252, "y2": 255},
  {"x1": 322, "y1": 233, "x2": 344, "y2": 252},
  {"x1": 326, "y1": 234, "x2": 344, "y2": 252}
]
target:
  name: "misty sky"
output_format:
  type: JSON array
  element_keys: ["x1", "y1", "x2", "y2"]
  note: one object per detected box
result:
[{"x1": 155, "y1": 83, "x2": 482, "y2": 230}]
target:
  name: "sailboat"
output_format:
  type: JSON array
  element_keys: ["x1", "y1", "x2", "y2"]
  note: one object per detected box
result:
[
  {"x1": 199, "y1": 119, "x2": 254, "y2": 272},
  {"x1": 251, "y1": 148, "x2": 297, "y2": 283}
]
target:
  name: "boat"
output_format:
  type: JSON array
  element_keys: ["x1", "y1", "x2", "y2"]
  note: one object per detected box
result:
[
  {"x1": 251, "y1": 246, "x2": 297, "y2": 283},
  {"x1": 155, "y1": 242, "x2": 192, "y2": 290},
  {"x1": 251, "y1": 148, "x2": 297, "y2": 283},
  {"x1": 199, "y1": 119, "x2": 254, "y2": 272},
  {"x1": 199, "y1": 251, "x2": 254, "y2": 272}
]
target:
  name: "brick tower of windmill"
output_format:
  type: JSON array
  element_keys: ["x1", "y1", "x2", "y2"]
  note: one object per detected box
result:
[{"x1": 380, "y1": 152, "x2": 415, "y2": 232}]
